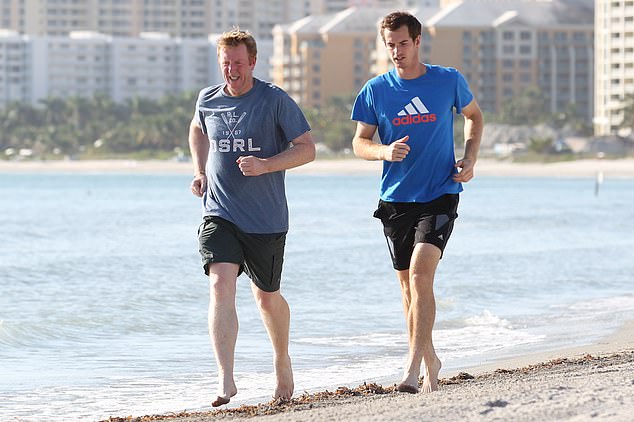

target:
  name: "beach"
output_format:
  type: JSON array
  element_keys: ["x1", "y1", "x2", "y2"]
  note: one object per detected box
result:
[
  {"x1": 1, "y1": 157, "x2": 634, "y2": 178},
  {"x1": 104, "y1": 321, "x2": 634, "y2": 422},
  {"x1": 2, "y1": 158, "x2": 633, "y2": 421}
]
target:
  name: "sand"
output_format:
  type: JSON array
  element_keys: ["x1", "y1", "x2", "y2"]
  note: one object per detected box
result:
[
  {"x1": 101, "y1": 321, "x2": 634, "y2": 422},
  {"x1": 1, "y1": 157, "x2": 634, "y2": 178}
]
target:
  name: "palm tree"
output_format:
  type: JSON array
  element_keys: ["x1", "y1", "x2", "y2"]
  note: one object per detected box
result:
[{"x1": 619, "y1": 94, "x2": 634, "y2": 134}]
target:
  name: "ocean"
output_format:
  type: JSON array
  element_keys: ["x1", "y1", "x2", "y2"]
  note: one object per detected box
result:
[{"x1": 1, "y1": 170, "x2": 633, "y2": 421}]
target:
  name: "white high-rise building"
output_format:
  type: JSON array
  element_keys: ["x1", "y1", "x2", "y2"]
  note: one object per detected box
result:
[
  {"x1": 0, "y1": 31, "x2": 223, "y2": 105},
  {"x1": 594, "y1": 0, "x2": 634, "y2": 136},
  {"x1": 0, "y1": 0, "x2": 439, "y2": 105},
  {"x1": 0, "y1": 30, "x2": 29, "y2": 103}
]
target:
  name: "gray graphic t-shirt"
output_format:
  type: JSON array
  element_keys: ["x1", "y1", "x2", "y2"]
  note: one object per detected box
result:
[{"x1": 195, "y1": 78, "x2": 310, "y2": 233}]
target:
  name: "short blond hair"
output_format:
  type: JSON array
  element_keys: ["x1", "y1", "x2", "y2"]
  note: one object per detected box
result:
[{"x1": 217, "y1": 28, "x2": 257, "y2": 58}]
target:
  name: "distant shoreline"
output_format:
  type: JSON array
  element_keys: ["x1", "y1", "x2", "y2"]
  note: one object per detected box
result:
[{"x1": 1, "y1": 157, "x2": 633, "y2": 178}]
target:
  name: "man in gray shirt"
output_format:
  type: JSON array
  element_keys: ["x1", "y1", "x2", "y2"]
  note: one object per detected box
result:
[{"x1": 188, "y1": 29, "x2": 315, "y2": 407}]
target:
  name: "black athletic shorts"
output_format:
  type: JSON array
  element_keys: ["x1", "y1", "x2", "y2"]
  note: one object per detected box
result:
[
  {"x1": 197, "y1": 216, "x2": 287, "y2": 292},
  {"x1": 373, "y1": 194, "x2": 459, "y2": 270}
]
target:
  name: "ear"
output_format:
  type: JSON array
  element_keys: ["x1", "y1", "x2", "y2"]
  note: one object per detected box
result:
[
  {"x1": 250, "y1": 55, "x2": 257, "y2": 69},
  {"x1": 414, "y1": 35, "x2": 421, "y2": 48}
]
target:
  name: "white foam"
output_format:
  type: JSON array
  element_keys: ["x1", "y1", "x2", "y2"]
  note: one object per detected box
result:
[{"x1": 294, "y1": 332, "x2": 406, "y2": 348}]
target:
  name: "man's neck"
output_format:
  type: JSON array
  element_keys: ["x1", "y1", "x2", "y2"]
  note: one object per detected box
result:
[{"x1": 395, "y1": 62, "x2": 426, "y2": 80}]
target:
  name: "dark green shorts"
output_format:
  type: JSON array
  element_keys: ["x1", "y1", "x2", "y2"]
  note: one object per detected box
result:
[{"x1": 197, "y1": 216, "x2": 287, "y2": 292}]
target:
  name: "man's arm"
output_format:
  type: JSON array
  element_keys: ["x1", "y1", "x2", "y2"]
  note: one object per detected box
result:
[
  {"x1": 453, "y1": 99, "x2": 484, "y2": 183},
  {"x1": 236, "y1": 131, "x2": 316, "y2": 177},
  {"x1": 352, "y1": 121, "x2": 410, "y2": 162},
  {"x1": 189, "y1": 117, "x2": 209, "y2": 197}
]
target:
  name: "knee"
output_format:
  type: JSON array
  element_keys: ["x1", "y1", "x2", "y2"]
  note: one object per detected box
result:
[
  {"x1": 410, "y1": 274, "x2": 434, "y2": 296},
  {"x1": 209, "y1": 277, "x2": 235, "y2": 299},
  {"x1": 254, "y1": 291, "x2": 283, "y2": 313}
]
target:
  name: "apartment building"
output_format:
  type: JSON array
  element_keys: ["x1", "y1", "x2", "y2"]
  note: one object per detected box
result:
[
  {"x1": 272, "y1": 7, "x2": 389, "y2": 108},
  {"x1": 376, "y1": 0, "x2": 594, "y2": 119},
  {"x1": 109, "y1": 33, "x2": 213, "y2": 102},
  {"x1": 0, "y1": 30, "x2": 222, "y2": 105},
  {"x1": 0, "y1": 0, "x2": 459, "y2": 109},
  {"x1": 594, "y1": 0, "x2": 634, "y2": 136},
  {"x1": 0, "y1": 29, "x2": 28, "y2": 103},
  {"x1": 271, "y1": 0, "x2": 438, "y2": 108},
  {"x1": 1, "y1": 0, "x2": 217, "y2": 38},
  {"x1": 0, "y1": 0, "x2": 320, "y2": 39}
]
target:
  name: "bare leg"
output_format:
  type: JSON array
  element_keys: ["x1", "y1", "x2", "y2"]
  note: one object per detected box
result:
[
  {"x1": 208, "y1": 263, "x2": 240, "y2": 406},
  {"x1": 397, "y1": 243, "x2": 442, "y2": 393},
  {"x1": 251, "y1": 284, "x2": 294, "y2": 400}
]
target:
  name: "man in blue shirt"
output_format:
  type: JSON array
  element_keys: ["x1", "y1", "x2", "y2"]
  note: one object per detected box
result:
[
  {"x1": 351, "y1": 11, "x2": 483, "y2": 394},
  {"x1": 189, "y1": 29, "x2": 315, "y2": 406}
]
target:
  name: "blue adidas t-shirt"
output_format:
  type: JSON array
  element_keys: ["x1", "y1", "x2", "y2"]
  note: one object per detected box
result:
[
  {"x1": 351, "y1": 65, "x2": 474, "y2": 203},
  {"x1": 195, "y1": 78, "x2": 311, "y2": 233}
]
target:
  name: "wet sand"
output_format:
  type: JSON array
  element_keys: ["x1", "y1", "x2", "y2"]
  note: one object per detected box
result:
[{"x1": 102, "y1": 321, "x2": 634, "y2": 422}]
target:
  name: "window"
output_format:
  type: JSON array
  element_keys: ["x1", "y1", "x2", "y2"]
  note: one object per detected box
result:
[{"x1": 554, "y1": 32, "x2": 567, "y2": 41}]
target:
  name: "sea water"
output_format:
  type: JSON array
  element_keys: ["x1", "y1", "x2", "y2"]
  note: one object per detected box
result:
[{"x1": 1, "y1": 170, "x2": 633, "y2": 421}]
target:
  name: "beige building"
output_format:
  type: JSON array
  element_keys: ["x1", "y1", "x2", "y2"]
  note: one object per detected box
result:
[
  {"x1": 0, "y1": 0, "x2": 315, "y2": 39},
  {"x1": 594, "y1": 0, "x2": 634, "y2": 136},
  {"x1": 273, "y1": 0, "x2": 594, "y2": 119},
  {"x1": 272, "y1": 7, "x2": 390, "y2": 108},
  {"x1": 396, "y1": 0, "x2": 595, "y2": 119},
  {"x1": 10, "y1": 0, "x2": 213, "y2": 38},
  {"x1": 271, "y1": 1, "x2": 437, "y2": 107},
  {"x1": 0, "y1": 0, "x2": 390, "y2": 40}
]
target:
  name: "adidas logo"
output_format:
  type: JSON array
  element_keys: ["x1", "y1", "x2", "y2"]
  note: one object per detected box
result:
[
  {"x1": 392, "y1": 96, "x2": 436, "y2": 126},
  {"x1": 398, "y1": 96, "x2": 429, "y2": 116}
]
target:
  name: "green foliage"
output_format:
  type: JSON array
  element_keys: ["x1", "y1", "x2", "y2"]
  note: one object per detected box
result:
[
  {"x1": 619, "y1": 94, "x2": 634, "y2": 133},
  {"x1": 490, "y1": 87, "x2": 592, "y2": 135},
  {"x1": 1, "y1": 91, "x2": 362, "y2": 158},
  {"x1": 494, "y1": 87, "x2": 550, "y2": 125},
  {"x1": 0, "y1": 92, "x2": 196, "y2": 159},
  {"x1": 527, "y1": 136, "x2": 553, "y2": 154},
  {"x1": 303, "y1": 93, "x2": 357, "y2": 152}
]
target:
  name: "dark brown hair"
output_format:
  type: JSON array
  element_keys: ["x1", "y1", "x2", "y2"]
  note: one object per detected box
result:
[{"x1": 379, "y1": 11, "x2": 422, "y2": 43}]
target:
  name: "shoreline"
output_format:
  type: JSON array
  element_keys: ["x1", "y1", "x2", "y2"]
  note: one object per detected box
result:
[
  {"x1": 103, "y1": 321, "x2": 634, "y2": 422},
  {"x1": 1, "y1": 157, "x2": 634, "y2": 178}
]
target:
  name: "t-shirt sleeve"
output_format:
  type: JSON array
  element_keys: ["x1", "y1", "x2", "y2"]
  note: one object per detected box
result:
[
  {"x1": 277, "y1": 93, "x2": 311, "y2": 144},
  {"x1": 350, "y1": 83, "x2": 377, "y2": 125},
  {"x1": 195, "y1": 89, "x2": 208, "y2": 134},
  {"x1": 454, "y1": 71, "x2": 474, "y2": 114}
]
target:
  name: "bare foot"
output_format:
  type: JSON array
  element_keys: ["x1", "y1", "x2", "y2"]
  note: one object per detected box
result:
[
  {"x1": 399, "y1": 363, "x2": 421, "y2": 394},
  {"x1": 212, "y1": 382, "x2": 237, "y2": 407},
  {"x1": 396, "y1": 383, "x2": 418, "y2": 394},
  {"x1": 273, "y1": 355, "x2": 294, "y2": 400},
  {"x1": 421, "y1": 356, "x2": 442, "y2": 393}
]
